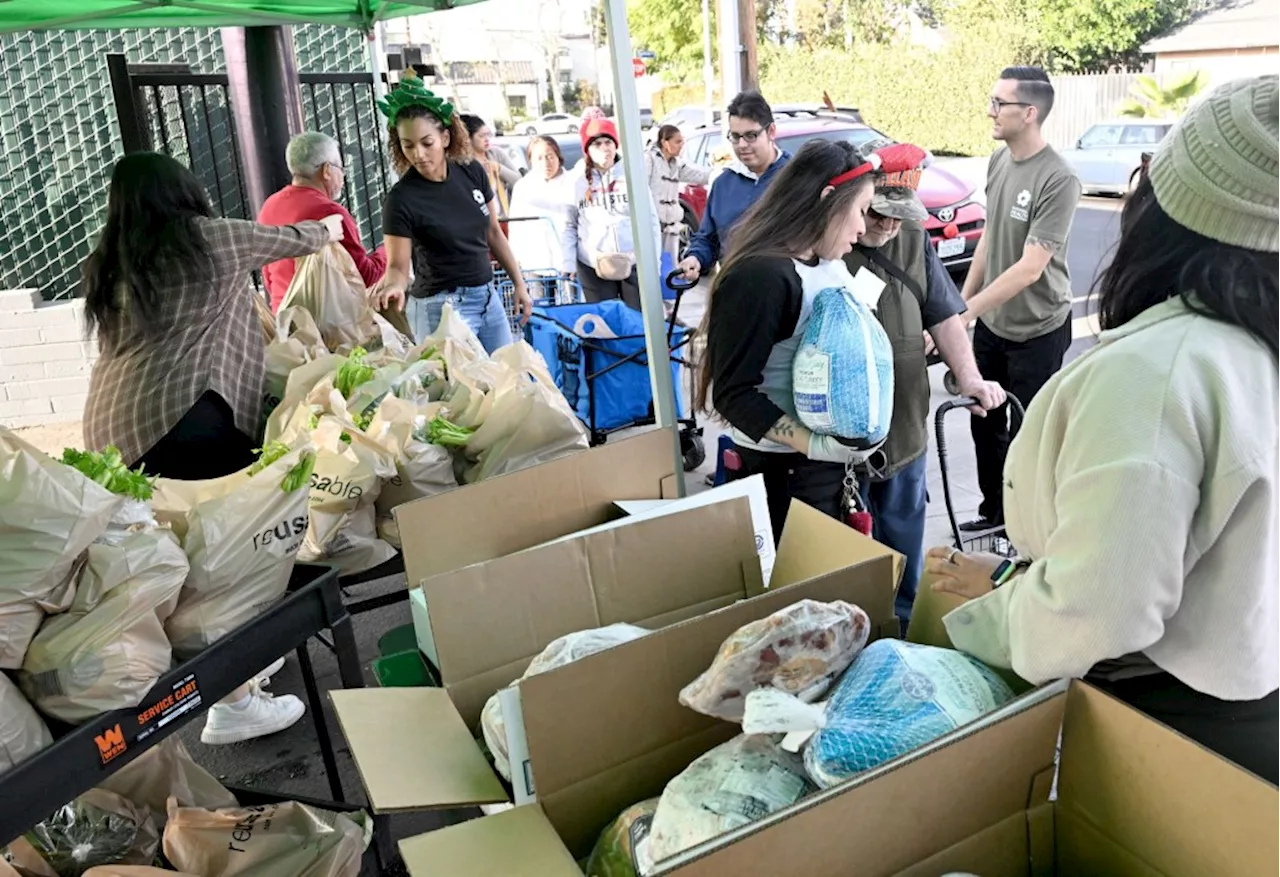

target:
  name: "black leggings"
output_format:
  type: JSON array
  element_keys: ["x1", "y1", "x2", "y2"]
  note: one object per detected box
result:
[
  {"x1": 577, "y1": 260, "x2": 641, "y2": 311},
  {"x1": 135, "y1": 391, "x2": 258, "y2": 481},
  {"x1": 1088, "y1": 671, "x2": 1279, "y2": 784},
  {"x1": 726, "y1": 447, "x2": 845, "y2": 545}
]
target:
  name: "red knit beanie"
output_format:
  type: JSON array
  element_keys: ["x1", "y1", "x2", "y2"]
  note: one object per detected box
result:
[{"x1": 581, "y1": 117, "x2": 620, "y2": 154}]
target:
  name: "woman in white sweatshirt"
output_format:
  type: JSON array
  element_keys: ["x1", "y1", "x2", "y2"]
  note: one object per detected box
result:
[
  {"x1": 925, "y1": 76, "x2": 1278, "y2": 783},
  {"x1": 562, "y1": 117, "x2": 660, "y2": 309}
]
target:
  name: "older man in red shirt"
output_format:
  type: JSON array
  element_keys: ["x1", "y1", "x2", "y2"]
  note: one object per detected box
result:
[{"x1": 259, "y1": 131, "x2": 387, "y2": 311}]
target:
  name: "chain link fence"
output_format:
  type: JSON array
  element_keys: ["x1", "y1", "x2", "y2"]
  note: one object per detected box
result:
[{"x1": 0, "y1": 25, "x2": 372, "y2": 301}]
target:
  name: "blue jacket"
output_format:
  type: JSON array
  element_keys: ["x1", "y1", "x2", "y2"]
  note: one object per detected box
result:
[{"x1": 684, "y1": 150, "x2": 792, "y2": 269}]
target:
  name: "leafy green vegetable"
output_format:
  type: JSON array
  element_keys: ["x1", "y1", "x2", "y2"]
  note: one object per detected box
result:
[
  {"x1": 425, "y1": 415, "x2": 475, "y2": 448},
  {"x1": 280, "y1": 450, "x2": 317, "y2": 492},
  {"x1": 352, "y1": 408, "x2": 375, "y2": 432},
  {"x1": 60, "y1": 447, "x2": 154, "y2": 500},
  {"x1": 335, "y1": 347, "x2": 375, "y2": 398},
  {"x1": 307, "y1": 409, "x2": 322, "y2": 431},
  {"x1": 248, "y1": 441, "x2": 291, "y2": 476},
  {"x1": 418, "y1": 345, "x2": 438, "y2": 361}
]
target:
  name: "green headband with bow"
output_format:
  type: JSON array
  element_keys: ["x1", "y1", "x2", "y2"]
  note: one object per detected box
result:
[{"x1": 377, "y1": 76, "x2": 455, "y2": 128}]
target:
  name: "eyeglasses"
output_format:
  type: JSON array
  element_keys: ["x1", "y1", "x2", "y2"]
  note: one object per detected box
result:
[
  {"x1": 727, "y1": 128, "x2": 765, "y2": 145},
  {"x1": 989, "y1": 97, "x2": 1031, "y2": 112}
]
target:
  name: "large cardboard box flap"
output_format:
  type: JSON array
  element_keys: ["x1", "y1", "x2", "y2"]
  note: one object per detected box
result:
[
  {"x1": 394, "y1": 428, "x2": 677, "y2": 588},
  {"x1": 426, "y1": 497, "x2": 763, "y2": 731}
]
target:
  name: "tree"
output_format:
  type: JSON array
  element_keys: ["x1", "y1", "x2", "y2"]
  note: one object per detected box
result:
[
  {"x1": 626, "y1": 0, "x2": 715, "y2": 80},
  {"x1": 1030, "y1": 0, "x2": 1198, "y2": 73},
  {"x1": 1118, "y1": 71, "x2": 1207, "y2": 118}
]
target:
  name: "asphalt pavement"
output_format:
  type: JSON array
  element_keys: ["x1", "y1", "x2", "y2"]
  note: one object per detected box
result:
[{"x1": 171, "y1": 194, "x2": 1124, "y2": 874}]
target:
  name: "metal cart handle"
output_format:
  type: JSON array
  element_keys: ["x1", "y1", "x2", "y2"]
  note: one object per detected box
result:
[{"x1": 934, "y1": 392, "x2": 1025, "y2": 552}]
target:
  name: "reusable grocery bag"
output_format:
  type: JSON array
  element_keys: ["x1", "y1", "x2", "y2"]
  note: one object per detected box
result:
[
  {"x1": 154, "y1": 444, "x2": 315, "y2": 659},
  {"x1": 19, "y1": 528, "x2": 187, "y2": 723},
  {"x1": 264, "y1": 354, "x2": 341, "y2": 444},
  {"x1": 647, "y1": 735, "x2": 814, "y2": 866},
  {"x1": 792, "y1": 284, "x2": 894, "y2": 447},
  {"x1": 481, "y1": 624, "x2": 648, "y2": 781},
  {"x1": 163, "y1": 799, "x2": 368, "y2": 877},
  {"x1": 279, "y1": 243, "x2": 378, "y2": 354},
  {"x1": 0, "y1": 429, "x2": 123, "y2": 668},
  {"x1": 0, "y1": 671, "x2": 51, "y2": 776},
  {"x1": 679, "y1": 600, "x2": 871, "y2": 722},
  {"x1": 369, "y1": 397, "x2": 457, "y2": 547},
  {"x1": 84, "y1": 869, "x2": 199, "y2": 877},
  {"x1": 100, "y1": 736, "x2": 238, "y2": 827},
  {"x1": 297, "y1": 417, "x2": 397, "y2": 575},
  {"x1": 23, "y1": 789, "x2": 161, "y2": 877},
  {"x1": 804, "y1": 639, "x2": 1015, "y2": 787},
  {"x1": 264, "y1": 306, "x2": 325, "y2": 416},
  {"x1": 462, "y1": 343, "x2": 589, "y2": 483}
]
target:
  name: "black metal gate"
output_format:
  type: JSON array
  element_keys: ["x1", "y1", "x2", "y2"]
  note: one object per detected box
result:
[{"x1": 106, "y1": 53, "x2": 391, "y2": 252}]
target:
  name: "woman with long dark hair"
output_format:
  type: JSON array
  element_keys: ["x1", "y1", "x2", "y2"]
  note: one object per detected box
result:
[
  {"x1": 82, "y1": 151, "x2": 339, "y2": 745},
  {"x1": 696, "y1": 139, "x2": 925, "y2": 541},
  {"x1": 925, "y1": 75, "x2": 1278, "y2": 782},
  {"x1": 369, "y1": 76, "x2": 532, "y2": 350},
  {"x1": 644, "y1": 124, "x2": 710, "y2": 264},
  {"x1": 460, "y1": 113, "x2": 519, "y2": 217}
]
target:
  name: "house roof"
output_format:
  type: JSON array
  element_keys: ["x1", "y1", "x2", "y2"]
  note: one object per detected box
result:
[
  {"x1": 447, "y1": 61, "x2": 538, "y2": 85},
  {"x1": 1143, "y1": 0, "x2": 1279, "y2": 54}
]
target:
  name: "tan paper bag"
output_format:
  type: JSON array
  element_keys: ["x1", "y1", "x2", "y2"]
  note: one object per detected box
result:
[
  {"x1": 19, "y1": 528, "x2": 187, "y2": 723},
  {"x1": 164, "y1": 799, "x2": 367, "y2": 877},
  {"x1": 0, "y1": 671, "x2": 51, "y2": 776},
  {"x1": 0, "y1": 429, "x2": 124, "y2": 668},
  {"x1": 153, "y1": 445, "x2": 314, "y2": 659},
  {"x1": 298, "y1": 418, "x2": 397, "y2": 575},
  {"x1": 101, "y1": 736, "x2": 238, "y2": 827}
]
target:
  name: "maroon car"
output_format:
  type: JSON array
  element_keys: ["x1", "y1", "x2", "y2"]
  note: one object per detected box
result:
[{"x1": 679, "y1": 116, "x2": 986, "y2": 272}]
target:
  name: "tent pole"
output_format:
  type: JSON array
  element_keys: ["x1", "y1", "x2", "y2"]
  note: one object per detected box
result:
[
  {"x1": 602, "y1": 0, "x2": 687, "y2": 496},
  {"x1": 222, "y1": 26, "x2": 305, "y2": 216}
]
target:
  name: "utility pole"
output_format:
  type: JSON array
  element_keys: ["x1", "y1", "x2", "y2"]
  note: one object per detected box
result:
[
  {"x1": 718, "y1": 0, "x2": 758, "y2": 102},
  {"x1": 701, "y1": 0, "x2": 716, "y2": 127},
  {"x1": 739, "y1": 0, "x2": 758, "y2": 91}
]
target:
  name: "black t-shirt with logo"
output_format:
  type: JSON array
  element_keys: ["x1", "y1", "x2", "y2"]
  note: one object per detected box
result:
[{"x1": 383, "y1": 160, "x2": 494, "y2": 295}]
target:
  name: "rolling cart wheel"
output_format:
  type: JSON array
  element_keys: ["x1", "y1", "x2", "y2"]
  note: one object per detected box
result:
[
  {"x1": 681, "y1": 432, "x2": 706, "y2": 472},
  {"x1": 943, "y1": 370, "x2": 961, "y2": 396}
]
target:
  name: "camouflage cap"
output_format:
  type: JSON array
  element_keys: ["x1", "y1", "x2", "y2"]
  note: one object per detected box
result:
[{"x1": 872, "y1": 185, "x2": 928, "y2": 222}]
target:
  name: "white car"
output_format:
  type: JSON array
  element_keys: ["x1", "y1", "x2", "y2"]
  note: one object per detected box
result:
[
  {"x1": 1062, "y1": 120, "x2": 1174, "y2": 196},
  {"x1": 523, "y1": 113, "x2": 579, "y2": 136}
]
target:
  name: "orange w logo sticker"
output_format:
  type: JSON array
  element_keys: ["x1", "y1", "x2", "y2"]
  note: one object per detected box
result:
[{"x1": 94, "y1": 724, "x2": 126, "y2": 764}]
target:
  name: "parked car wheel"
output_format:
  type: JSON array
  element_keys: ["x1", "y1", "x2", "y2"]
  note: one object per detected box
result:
[
  {"x1": 524, "y1": 125, "x2": 538, "y2": 135},
  {"x1": 679, "y1": 204, "x2": 699, "y2": 253},
  {"x1": 568, "y1": 124, "x2": 579, "y2": 133}
]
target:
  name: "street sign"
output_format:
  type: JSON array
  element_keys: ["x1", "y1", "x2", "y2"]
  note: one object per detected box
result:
[
  {"x1": 638, "y1": 50, "x2": 656, "y2": 61},
  {"x1": 632, "y1": 57, "x2": 647, "y2": 78}
]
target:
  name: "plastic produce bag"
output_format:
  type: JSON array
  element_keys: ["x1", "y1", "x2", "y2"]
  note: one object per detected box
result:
[
  {"x1": 585, "y1": 798, "x2": 659, "y2": 877},
  {"x1": 23, "y1": 789, "x2": 160, "y2": 877},
  {"x1": 804, "y1": 640, "x2": 1015, "y2": 787},
  {"x1": 462, "y1": 344, "x2": 589, "y2": 484},
  {"x1": 0, "y1": 671, "x2": 52, "y2": 775},
  {"x1": 297, "y1": 417, "x2": 397, "y2": 575},
  {"x1": 679, "y1": 600, "x2": 872, "y2": 722},
  {"x1": 279, "y1": 243, "x2": 379, "y2": 354},
  {"x1": 163, "y1": 799, "x2": 367, "y2": 877},
  {"x1": 153, "y1": 443, "x2": 315, "y2": 658},
  {"x1": 19, "y1": 528, "x2": 187, "y2": 723},
  {"x1": 0, "y1": 430, "x2": 123, "y2": 668},
  {"x1": 100, "y1": 737, "x2": 238, "y2": 827},
  {"x1": 792, "y1": 285, "x2": 894, "y2": 446},
  {"x1": 481, "y1": 624, "x2": 648, "y2": 781},
  {"x1": 647, "y1": 735, "x2": 814, "y2": 865}
]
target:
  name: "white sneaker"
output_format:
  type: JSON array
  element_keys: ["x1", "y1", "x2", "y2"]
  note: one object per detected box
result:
[
  {"x1": 200, "y1": 681, "x2": 306, "y2": 746},
  {"x1": 257, "y1": 657, "x2": 286, "y2": 685}
]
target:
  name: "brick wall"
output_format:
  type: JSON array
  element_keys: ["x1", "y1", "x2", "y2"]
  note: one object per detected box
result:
[{"x1": 0, "y1": 290, "x2": 94, "y2": 428}]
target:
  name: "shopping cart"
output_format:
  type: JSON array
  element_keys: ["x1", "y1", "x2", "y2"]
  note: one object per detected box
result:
[
  {"x1": 524, "y1": 269, "x2": 707, "y2": 471},
  {"x1": 934, "y1": 392, "x2": 1025, "y2": 558},
  {"x1": 494, "y1": 216, "x2": 586, "y2": 339}
]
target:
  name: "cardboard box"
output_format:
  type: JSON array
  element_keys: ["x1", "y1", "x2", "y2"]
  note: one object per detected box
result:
[
  {"x1": 395, "y1": 428, "x2": 680, "y2": 665},
  {"x1": 349, "y1": 503, "x2": 901, "y2": 874}
]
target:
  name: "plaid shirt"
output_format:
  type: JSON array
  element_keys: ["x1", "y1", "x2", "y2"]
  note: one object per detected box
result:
[{"x1": 84, "y1": 217, "x2": 330, "y2": 465}]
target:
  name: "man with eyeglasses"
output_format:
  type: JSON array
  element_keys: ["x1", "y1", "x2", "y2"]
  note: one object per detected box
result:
[
  {"x1": 677, "y1": 91, "x2": 791, "y2": 282},
  {"x1": 844, "y1": 158, "x2": 1005, "y2": 625},
  {"x1": 958, "y1": 66, "x2": 1082, "y2": 534},
  {"x1": 259, "y1": 130, "x2": 388, "y2": 312}
]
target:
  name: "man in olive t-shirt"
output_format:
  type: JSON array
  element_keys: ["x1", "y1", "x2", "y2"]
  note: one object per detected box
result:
[{"x1": 959, "y1": 66, "x2": 1083, "y2": 531}]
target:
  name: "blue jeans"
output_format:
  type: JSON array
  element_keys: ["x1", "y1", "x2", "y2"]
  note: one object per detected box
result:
[
  {"x1": 405, "y1": 283, "x2": 513, "y2": 355},
  {"x1": 858, "y1": 453, "x2": 928, "y2": 626}
]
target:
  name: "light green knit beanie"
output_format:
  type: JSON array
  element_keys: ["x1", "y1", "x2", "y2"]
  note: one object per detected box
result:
[{"x1": 1149, "y1": 74, "x2": 1278, "y2": 253}]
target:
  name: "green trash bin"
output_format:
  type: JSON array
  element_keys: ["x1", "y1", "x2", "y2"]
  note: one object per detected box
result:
[
  {"x1": 372, "y1": 649, "x2": 439, "y2": 688},
  {"x1": 377, "y1": 623, "x2": 419, "y2": 659}
]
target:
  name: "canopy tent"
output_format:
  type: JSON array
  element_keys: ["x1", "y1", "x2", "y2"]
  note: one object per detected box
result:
[{"x1": 0, "y1": 0, "x2": 686, "y2": 491}]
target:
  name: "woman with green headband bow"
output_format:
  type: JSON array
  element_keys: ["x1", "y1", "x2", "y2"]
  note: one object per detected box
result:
[{"x1": 370, "y1": 78, "x2": 533, "y2": 351}]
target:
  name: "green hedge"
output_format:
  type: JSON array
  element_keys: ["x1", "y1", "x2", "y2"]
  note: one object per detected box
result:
[{"x1": 759, "y1": 37, "x2": 1010, "y2": 156}]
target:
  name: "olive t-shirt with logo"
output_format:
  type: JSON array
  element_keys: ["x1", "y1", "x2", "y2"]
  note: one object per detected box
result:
[
  {"x1": 383, "y1": 160, "x2": 494, "y2": 295},
  {"x1": 980, "y1": 146, "x2": 1082, "y2": 342}
]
